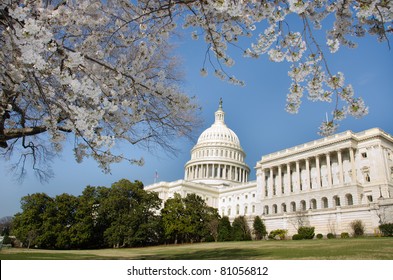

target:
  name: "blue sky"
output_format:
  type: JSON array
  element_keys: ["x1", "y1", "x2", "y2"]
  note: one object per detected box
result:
[{"x1": 1, "y1": 23, "x2": 392, "y2": 218}]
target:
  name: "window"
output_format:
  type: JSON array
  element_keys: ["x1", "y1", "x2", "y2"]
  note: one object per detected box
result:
[
  {"x1": 290, "y1": 202, "x2": 296, "y2": 212},
  {"x1": 252, "y1": 205, "x2": 256, "y2": 213},
  {"x1": 367, "y1": 195, "x2": 373, "y2": 202},
  {"x1": 333, "y1": 195, "x2": 341, "y2": 207},
  {"x1": 300, "y1": 200, "x2": 306, "y2": 211},
  {"x1": 322, "y1": 197, "x2": 328, "y2": 208},
  {"x1": 281, "y1": 203, "x2": 287, "y2": 213},
  {"x1": 264, "y1": 206, "x2": 269, "y2": 215},
  {"x1": 244, "y1": 206, "x2": 248, "y2": 214},
  {"x1": 273, "y1": 204, "x2": 278, "y2": 214},
  {"x1": 365, "y1": 173, "x2": 371, "y2": 182},
  {"x1": 361, "y1": 152, "x2": 368, "y2": 158},
  {"x1": 310, "y1": 199, "x2": 317, "y2": 209},
  {"x1": 346, "y1": 194, "x2": 353, "y2": 206}
]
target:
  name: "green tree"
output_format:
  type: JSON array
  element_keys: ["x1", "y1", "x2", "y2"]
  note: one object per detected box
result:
[
  {"x1": 183, "y1": 193, "x2": 220, "y2": 243},
  {"x1": 217, "y1": 216, "x2": 233, "y2": 242},
  {"x1": 253, "y1": 216, "x2": 267, "y2": 240},
  {"x1": 12, "y1": 193, "x2": 54, "y2": 248},
  {"x1": 161, "y1": 193, "x2": 219, "y2": 244},
  {"x1": 101, "y1": 179, "x2": 162, "y2": 248},
  {"x1": 70, "y1": 186, "x2": 109, "y2": 249},
  {"x1": 232, "y1": 216, "x2": 252, "y2": 241},
  {"x1": 51, "y1": 193, "x2": 79, "y2": 249},
  {"x1": 161, "y1": 193, "x2": 188, "y2": 244}
]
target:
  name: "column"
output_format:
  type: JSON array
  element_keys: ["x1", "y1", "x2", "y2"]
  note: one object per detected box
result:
[
  {"x1": 315, "y1": 155, "x2": 321, "y2": 189},
  {"x1": 337, "y1": 150, "x2": 344, "y2": 185},
  {"x1": 286, "y1": 163, "x2": 291, "y2": 194},
  {"x1": 349, "y1": 147, "x2": 357, "y2": 184},
  {"x1": 305, "y1": 158, "x2": 311, "y2": 190},
  {"x1": 261, "y1": 169, "x2": 266, "y2": 197},
  {"x1": 269, "y1": 168, "x2": 274, "y2": 198},
  {"x1": 278, "y1": 165, "x2": 283, "y2": 194},
  {"x1": 326, "y1": 153, "x2": 332, "y2": 187},
  {"x1": 296, "y1": 161, "x2": 301, "y2": 192}
]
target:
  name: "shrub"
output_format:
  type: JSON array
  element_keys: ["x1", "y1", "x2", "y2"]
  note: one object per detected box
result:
[
  {"x1": 268, "y1": 229, "x2": 288, "y2": 240},
  {"x1": 316, "y1": 233, "x2": 323, "y2": 239},
  {"x1": 292, "y1": 234, "x2": 303, "y2": 240},
  {"x1": 327, "y1": 233, "x2": 336, "y2": 239},
  {"x1": 297, "y1": 226, "x2": 315, "y2": 239},
  {"x1": 379, "y1": 223, "x2": 393, "y2": 237},
  {"x1": 350, "y1": 220, "x2": 365, "y2": 237},
  {"x1": 340, "y1": 232, "x2": 350, "y2": 239}
]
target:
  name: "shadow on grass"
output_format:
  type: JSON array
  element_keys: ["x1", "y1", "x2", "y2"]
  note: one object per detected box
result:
[
  {"x1": 134, "y1": 248, "x2": 271, "y2": 260},
  {"x1": 0, "y1": 252, "x2": 107, "y2": 260},
  {"x1": 1, "y1": 248, "x2": 271, "y2": 260}
]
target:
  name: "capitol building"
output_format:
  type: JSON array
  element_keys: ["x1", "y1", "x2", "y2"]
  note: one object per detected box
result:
[{"x1": 145, "y1": 100, "x2": 393, "y2": 236}]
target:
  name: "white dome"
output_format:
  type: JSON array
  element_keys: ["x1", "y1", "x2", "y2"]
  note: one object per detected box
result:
[
  {"x1": 197, "y1": 114, "x2": 241, "y2": 148},
  {"x1": 184, "y1": 100, "x2": 250, "y2": 185}
]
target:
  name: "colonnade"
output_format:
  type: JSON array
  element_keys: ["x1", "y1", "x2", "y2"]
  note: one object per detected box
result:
[
  {"x1": 185, "y1": 163, "x2": 249, "y2": 183},
  {"x1": 259, "y1": 147, "x2": 357, "y2": 198}
]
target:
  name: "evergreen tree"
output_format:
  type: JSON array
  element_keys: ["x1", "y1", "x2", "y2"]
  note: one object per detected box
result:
[
  {"x1": 232, "y1": 216, "x2": 252, "y2": 241},
  {"x1": 253, "y1": 216, "x2": 267, "y2": 240},
  {"x1": 217, "y1": 216, "x2": 233, "y2": 242}
]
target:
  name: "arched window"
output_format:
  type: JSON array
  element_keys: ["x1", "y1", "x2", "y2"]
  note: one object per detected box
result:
[
  {"x1": 346, "y1": 194, "x2": 353, "y2": 206},
  {"x1": 252, "y1": 205, "x2": 256, "y2": 213},
  {"x1": 310, "y1": 199, "x2": 317, "y2": 209},
  {"x1": 333, "y1": 195, "x2": 341, "y2": 207},
  {"x1": 244, "y1": 206, "x2": 248, "y2": 215},
  {"x1": 290, "y1": 201, "x2": 296, "y2": 212},
  {"x1": 236, "y1": 204, "x2": 240, "y2": 215},
  {"x1": 322, "y1": 197, "x2": 328, "y2": 208},
  {"x1": 264, "y1": 205, "x2": 269, "y2": 215},
  {"x1": 281, "y1": 203, "x2": 287, "y2": 213},
  {"x1": 227, "y1": 207, "x2": 231, "y2": 216},
  {"x1": 273, "y1": 204, "x2": 278, "y2": 214},
  {"x1": 300, "y1": 200, "x2": 306, "y2": 211}
]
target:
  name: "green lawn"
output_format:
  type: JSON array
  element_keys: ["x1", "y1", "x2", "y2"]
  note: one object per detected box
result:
[{"x1": 1, "y1": 238, "x2": 392, "y2": 260}]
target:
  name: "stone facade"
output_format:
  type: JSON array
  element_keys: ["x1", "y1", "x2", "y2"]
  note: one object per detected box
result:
[{"x1": 145, "y1": 102, "x2": 393, "y2": 236}]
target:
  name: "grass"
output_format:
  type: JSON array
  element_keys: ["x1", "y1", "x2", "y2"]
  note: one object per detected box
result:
[{"x1": 1, "y1": 238, "x2": 393, "y2": 260}]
